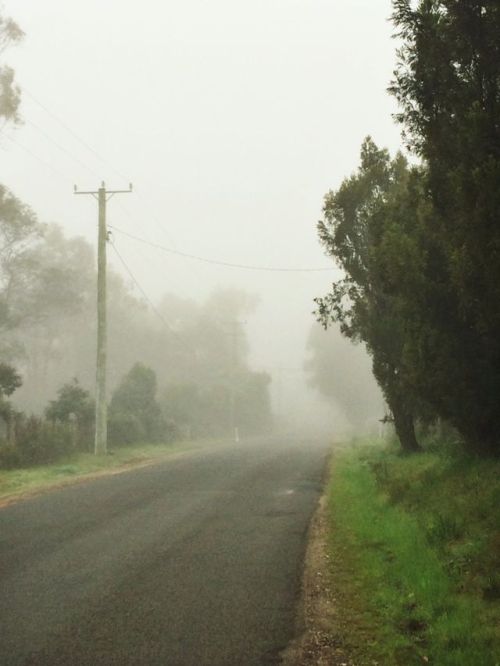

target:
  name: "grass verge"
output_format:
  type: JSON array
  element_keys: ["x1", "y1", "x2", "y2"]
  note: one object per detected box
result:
[
  {"x1": 0, "y1": 440, "x2": 201, "y2": 504},
  {"x1": 327, "y1": 439, "x2": 500, "y2": 665}
]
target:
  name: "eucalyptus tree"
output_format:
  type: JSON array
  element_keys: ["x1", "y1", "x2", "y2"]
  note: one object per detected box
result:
[
  {"x1": 0, "y1": 11, "x2": 23, "y2": 125},
  {"x1": 0, "y1": 185, "x2": 41, "y2": 360}
]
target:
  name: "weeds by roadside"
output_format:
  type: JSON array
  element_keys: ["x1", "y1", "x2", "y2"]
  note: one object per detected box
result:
[
  {"x1": 327, "y1": 440, "x2": 500, "y2": 665},
  {"x1": 0, "y1": 440, "x2": 199, "y2": 504}
]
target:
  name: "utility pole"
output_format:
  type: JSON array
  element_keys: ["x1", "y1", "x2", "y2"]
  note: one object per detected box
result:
[
  {"x1": 229, "y1": 320, "x2": 238, "y2": 443},
  {"x1": 74, "y1": 182, "x2": 132, "y2": 455},
  {"x1": 227, "y1": 320, "x2": 246, "y2": 443}
]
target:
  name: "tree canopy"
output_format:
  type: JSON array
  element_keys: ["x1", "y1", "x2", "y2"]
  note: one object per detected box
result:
[
  {"x1": 0, "y1": 10, "x2": 23, "y2": 125},
  {"x1": 315, "y1": 138, "x2": 426, "y2": 452},
  {"x1": 390, "y1": 0, "x2": 500, "y2": 454},
  {"x1": 316, "y1": 1, "x2": 500, "y2": 456}
]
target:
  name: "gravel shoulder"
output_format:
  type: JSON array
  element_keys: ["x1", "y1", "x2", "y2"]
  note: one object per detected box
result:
[{"x1": 281, "y1": 476, "x2": 356, "y2": 665}]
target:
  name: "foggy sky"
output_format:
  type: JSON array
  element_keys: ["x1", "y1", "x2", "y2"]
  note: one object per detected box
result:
[{"x1": 1, "y1": 0, "x2": 401, "y2": 416}]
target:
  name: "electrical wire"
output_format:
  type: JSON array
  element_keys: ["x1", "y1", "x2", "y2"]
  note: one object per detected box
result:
[
  {"x1": 16, "y1": 90, "x2": 337, "y2": 275},
  {"x1": 109, "y1": 239, "x2": 196, "y2": 356},
  {"x1": 10, "y1": 98, "x2": 180, "y2": 266},
  {"x1": 26, "y1": 118, "x2": 103, "y2": 180},
  {"x1": 2, "y1": 131, "x2": 75, "y2": 185},
  {"x1": 24, "y1": 88, "x2": 130, "y2": 183},
  {"x1": 24, "y1": 88, "x2": 178, "y2": 248},
  {"x1": 109, "y1": 225, "x2": 336, "y2": 274}
]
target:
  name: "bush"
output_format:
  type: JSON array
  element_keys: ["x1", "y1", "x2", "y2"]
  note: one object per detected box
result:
[
  {"x1": 14, "y1": 415, "x2": 73, "y2": 466},
  {"x1": 108, "y1": 412, "x2": 146, "y2": 447},
  {"x1": 0, "y1": 444, "x2": 21, "y2": 469},
  {"x1": 0, "y1": 363, "x2": 22, "y2": 397},
  {"x1": 109, "y1": 363, "x2": 167, "y2": 446},
  {"x1": 46, "y1": 378, "x2": 94, "y2": 450}
]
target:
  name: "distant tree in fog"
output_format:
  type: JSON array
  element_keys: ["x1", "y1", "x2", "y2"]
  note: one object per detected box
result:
[
  {"x1": 305, "y1": 323, "x2": 383, "y2": 433},
  {"x1": 0, "y1": 361, "x2": 21, "y2": 398},
  {"x1": 46, "y1": 378, "x2": 94, "y2": 427},
  {"x1": 0, "y1": 185, "x2": 40, "y2": 335},
  {"x1": 3, "y1": 222, "x2": 96, "y2": 411},
  {"x1": 0, "y1": 183, "x2": 271, "y2": 439},
  {"x1": 108, "y1": 363, "x2": 166, "y2": 445},
  {"x1": 45, "y1": 379, "x2": 94, "y2": 450},
  {"x1": 0, "y1": 10, "x2": 24, "y2": 125}
]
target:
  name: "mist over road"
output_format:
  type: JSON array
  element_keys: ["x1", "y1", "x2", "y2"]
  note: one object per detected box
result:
[{"x1": 0, "y1": 436, "x2": 329, "y2": 665}]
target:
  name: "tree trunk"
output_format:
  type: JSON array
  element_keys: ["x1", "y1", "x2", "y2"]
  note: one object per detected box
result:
[{"x1": 390, "y1": 396, "x2": 421, "y2": 454}]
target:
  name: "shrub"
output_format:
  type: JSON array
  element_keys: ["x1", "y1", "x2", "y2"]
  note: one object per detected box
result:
[
  {"x1": 0, "y1": 363, "x2": 22, "y2": 397},
  {"x1": 15, "y1": 415, "x2": 73, "y2": 466},
  {"x1": 108, "y1": 412, "x2": 146, "y2": 447},
  {"x1": 0, "y1": 444, "x2": 21, "y2": 469},
  {"x1": 46, "y1": 378, "x2": 94, "y2": 450},
  {"x1": 109, "y1": 363, "x2": 166, "y2": 446}
]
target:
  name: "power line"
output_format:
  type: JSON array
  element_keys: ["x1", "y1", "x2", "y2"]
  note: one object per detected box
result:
[
  {"x1": 26, "y1": 118, "x2": 102, "y2": 180},
  {"x1": 24, "y1": 88, "x2": 130, "y2": 183},
  {"x1": 2, "y1": 132, "x2": 105, "y2": 233},
  {"x1": 109, "y1": 238, "x2": 196, "y2": 356},
  {"x1": 2, "y1": 131, "x2": 75, "y2": 184},
  {"x1": 109, "y1": 226, "x2": 337, "y2": 274},
  {"x1": 19, "y1": 90, "x2": 336, "y2": 275},
  {"x1": 13, "y1": 94, "x2": 180, "y2": 256},
  {"x1": 24, "y1": 88, "x2": 178, "y2": 247}
]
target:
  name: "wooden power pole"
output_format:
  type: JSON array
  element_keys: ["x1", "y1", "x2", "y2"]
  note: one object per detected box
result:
[
  {"x1": 227, "y1": 319, "x2": 247, "y2": 443},
  {"x1": 74, "y1": 182, "x2": 132, "y2": 455}
]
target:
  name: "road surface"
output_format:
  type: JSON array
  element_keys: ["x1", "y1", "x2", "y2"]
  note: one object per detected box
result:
[{"x1": 0, "y1": 436, "x2": 329, "y2": 665}]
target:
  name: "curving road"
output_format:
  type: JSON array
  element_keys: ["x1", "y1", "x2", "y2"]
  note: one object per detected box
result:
[{"x1": 0, "y1": 436, "x2": 328, "y2": 666}]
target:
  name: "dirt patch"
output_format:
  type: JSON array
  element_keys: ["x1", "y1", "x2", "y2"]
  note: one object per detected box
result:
[{"x1": 281, "y1": 493, "x2": 356, "y2": 666}]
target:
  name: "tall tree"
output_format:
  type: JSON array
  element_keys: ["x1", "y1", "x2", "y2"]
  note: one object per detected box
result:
[
  {"x1": 315, "y1": 138, "x2": 425, "y2": 453},
  {"x1": 0, "y1": 185, "x2": 41, "y2": 354},
  {"x1": 390, "y1": 0, "x2": 500, "y2": 454},
  {"x1": 0, "y1": 361, "x2": 22, "y2": 443},
  {"x1": 3, "y1": 223, "x2": 96, "y2": 411}
]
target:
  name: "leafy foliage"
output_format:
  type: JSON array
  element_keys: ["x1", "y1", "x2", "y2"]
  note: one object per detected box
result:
[
  {"x1": 0, "y1": 185, "x2": 41, "y2": 335},
  {"x1": 15, "y1": 415, "x2": 73, "y2": 465},
  {"x1": 315, "y1": 138, "x2": 426, "y2": 452},
  {"x1": 109, "y1": 363, "x2": 167, "y2": 446},
  {"x1": 316, "y1": 2, "x2": 500, "y2": 456},
  {"x1": 46, "y1": 379, "x2": 93, "y2": 424},
  {"x1": 45, "y1": 379, "x2": 94, "y2": 450},
  {"x1": 0, "y1": 414, "x2": 73, "y2": 468},
  {"x1": 0, "y1": 10, "x2": 23, "y2": 125},
  {"x1": 0, "y1": 362, "x2": 21, "y2": 397},
  {"x1": 389, "y1": 0, "x2": 500, "y2": 454}
]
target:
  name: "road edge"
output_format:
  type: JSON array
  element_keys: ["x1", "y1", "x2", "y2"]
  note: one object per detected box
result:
[
  {"x1": 0, "y1": 445, "x2": 204, "y2": 510},
  {"x1": 280, "y1": 453, "x2": 356, "y2": 666}
]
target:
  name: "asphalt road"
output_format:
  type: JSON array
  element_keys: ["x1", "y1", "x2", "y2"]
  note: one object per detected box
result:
[{"x1": 0, "y1": 436, "x2": 329, "y2": 666}]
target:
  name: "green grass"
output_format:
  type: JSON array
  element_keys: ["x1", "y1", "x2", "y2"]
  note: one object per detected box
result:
[
  {"x1": 0, "y1": 440, "x2": 202, "y2": 502},
  {"x1": 327, "y1": 440, "x2": 500, "y2": 665}
]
